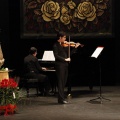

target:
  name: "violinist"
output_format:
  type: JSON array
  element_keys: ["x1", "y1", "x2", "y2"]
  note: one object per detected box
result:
[{"x1": 53, "y1": 31, "x2": 83, "y2": 104}]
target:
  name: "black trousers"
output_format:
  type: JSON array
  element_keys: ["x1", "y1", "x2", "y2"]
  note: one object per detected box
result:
[
  {"x1": 25, "y1": 72, "x2": 51, "y2": 92},
  {"x1": 55, "y1": 65, "x2": 68, "y2": 101}
]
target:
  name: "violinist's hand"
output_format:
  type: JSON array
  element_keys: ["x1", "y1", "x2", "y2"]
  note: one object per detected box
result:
[
  {"x1": 75, "y1": 43, "x2": 84, "y2": 48},
  {"x1": 75, "y1": 43, "x2": 81, "y2": 48},
  {"x1": 42, "y1": 67, "x2": 47, "y2": 70},
  {"x1": 65, "y1": 58, "x2": 71, "y2": 62}
]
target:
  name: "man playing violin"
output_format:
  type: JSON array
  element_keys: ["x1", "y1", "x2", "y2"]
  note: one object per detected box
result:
[{"x1": 53, "y1": 31, "x2": 83, "y2": 104}]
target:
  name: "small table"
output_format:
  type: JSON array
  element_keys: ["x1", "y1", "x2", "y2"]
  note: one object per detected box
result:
[{"x1": 0, "y1": 71, "x2": 9, "y2": 82}]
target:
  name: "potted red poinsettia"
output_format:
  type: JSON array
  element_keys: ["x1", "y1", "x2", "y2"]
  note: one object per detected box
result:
[{"x1": 0, "y1": 78, "x2": 19, "y2": 115}]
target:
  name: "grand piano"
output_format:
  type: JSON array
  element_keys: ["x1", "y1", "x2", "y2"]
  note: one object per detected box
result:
[
  {"x1": 38, "y1": 48, "x2": 99, "y2": 94},
  {"x1": 67, "y1": 45, "x2": 100, "y2": 94}
]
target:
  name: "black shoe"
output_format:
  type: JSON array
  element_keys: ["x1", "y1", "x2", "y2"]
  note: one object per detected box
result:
[{"x1": 58, "y1": 100, "x2": 68, "y2": 104}]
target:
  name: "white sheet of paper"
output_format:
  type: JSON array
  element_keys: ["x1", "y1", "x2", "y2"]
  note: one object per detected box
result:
[
  {"x1": 91, "y1": 47, "x2": 104, "y2": 58},
  {"x1": 42, "y1": 51, "x2": 55, "y2": 61}
]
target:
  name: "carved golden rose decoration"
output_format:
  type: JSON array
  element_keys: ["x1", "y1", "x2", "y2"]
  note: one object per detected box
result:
[
  {"x1": 60, "y1": 14, "x2": 71, "y2": 25},
  {"x1": 24, "y1": 0, "x2": 110, "y2": 33},
  {"x1": 61, "y1": 6, "x2": 69, "y2": 14},
  {"x1": 74, "y1": 2, "x2": 96, "y2": 21},
  {"x1": 60, "y1": 6, "x2": 71, "y2": 25},
  {"x1": 67, "y1": 0, "x2": 76, "y2": 9},
  {"x1": 41, "y1": 0, "x2": 60, "y2": 22}
]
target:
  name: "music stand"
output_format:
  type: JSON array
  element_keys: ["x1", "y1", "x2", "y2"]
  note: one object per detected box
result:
[{"x1": 90, "y1": 46, "x2": 111, "y2": 104}]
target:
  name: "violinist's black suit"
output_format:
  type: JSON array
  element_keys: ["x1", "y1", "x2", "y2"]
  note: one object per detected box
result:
[{"x1": 53, "y1": 42, "x2": 77, "y2": 102}]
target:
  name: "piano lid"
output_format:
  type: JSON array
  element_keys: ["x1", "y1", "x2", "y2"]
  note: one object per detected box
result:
[{"x1": 38, "y1": 51, "x2": 55, "y2": 61}]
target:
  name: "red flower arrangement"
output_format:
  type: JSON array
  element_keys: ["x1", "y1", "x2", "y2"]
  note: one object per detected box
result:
[
  {"x1": 0, "y1": 78, "x2": 18, "y2": 88},
  {"x1": 0, "y1": 78, "x2": 19, "y2": 115}
]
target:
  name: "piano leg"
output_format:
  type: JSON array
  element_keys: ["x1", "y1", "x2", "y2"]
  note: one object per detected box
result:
[{"x1": 45, "y1": 71, "x2": 57, "y2": 94}]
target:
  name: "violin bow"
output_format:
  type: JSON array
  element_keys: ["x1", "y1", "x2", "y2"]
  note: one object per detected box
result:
[{"x1": 68, "y1": 35, "x2": 70, "y2": 58}]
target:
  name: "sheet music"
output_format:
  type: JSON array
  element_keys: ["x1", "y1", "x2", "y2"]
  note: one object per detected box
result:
[
  {"x1": 91, "y1": 46, "x2": 104, "y2": 58},
  {"x1": 42, "y1": 51, "x2": 55, "y2": 61}
]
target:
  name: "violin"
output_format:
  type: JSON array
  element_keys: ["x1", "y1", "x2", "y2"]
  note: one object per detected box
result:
[
  {"x1": 61, "y1": 41, "x2": 84, "y2": 47},
  {"x1": 61, "y1": 41, "x2": 76, "y2": 47}
]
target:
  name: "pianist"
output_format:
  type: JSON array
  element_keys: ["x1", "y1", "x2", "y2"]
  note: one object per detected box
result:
[{"x1": 24, "y1": 47, "x2": 52, "y2": 96}]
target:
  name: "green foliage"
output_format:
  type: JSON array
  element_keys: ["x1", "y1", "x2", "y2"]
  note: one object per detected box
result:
[{"x1": 0, "y1": 79, "x2": 19, "y2": 106}]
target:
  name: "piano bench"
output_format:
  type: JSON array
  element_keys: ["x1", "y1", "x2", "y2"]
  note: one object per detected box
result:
[{"x1": 20, "y1": 78, "x2": 39, "y2": 97}]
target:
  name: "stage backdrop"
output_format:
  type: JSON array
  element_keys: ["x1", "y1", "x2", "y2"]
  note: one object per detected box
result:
[{"x1": 20, "y1": 0, "x2": 113, "y2": 38}]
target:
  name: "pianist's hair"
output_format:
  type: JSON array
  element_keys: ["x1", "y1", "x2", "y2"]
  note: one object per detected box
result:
[
  {"x1": 29, "y1": 47, "x2": 37, "y2": 54},
  {"x1": 57, "y1": 31, "x2": 66, "y2": 39}
]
